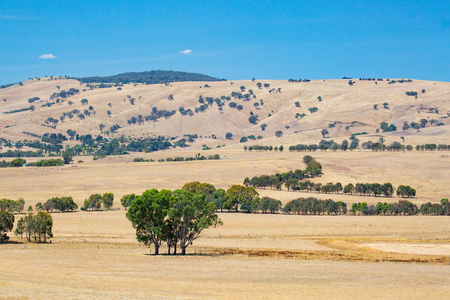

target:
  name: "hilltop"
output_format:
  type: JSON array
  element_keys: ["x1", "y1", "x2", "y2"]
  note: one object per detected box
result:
[
  {"x1": 74, "y1": 70, "x2": 226, "y2": 84},
  {"x1": 0, "y1": 76, "x2": 449, "y2": 152}
]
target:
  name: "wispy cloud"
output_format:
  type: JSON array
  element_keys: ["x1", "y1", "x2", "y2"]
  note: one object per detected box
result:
[
  {"x1": 180, "y1": 49, "x2": 192, "y2": 55},
  {"x1": 39, "y1": 54, "x2": 57, "y2": 59}
]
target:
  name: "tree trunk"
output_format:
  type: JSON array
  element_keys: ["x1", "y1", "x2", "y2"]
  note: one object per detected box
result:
[
  {"x1": 181, "y1": 246, "x2": 186, "y2": 255},
  {"x1": 168, "y1": 245, "x2": 171, "y2": 255},
  {"x1": 154, "y1": 244, "x2": 159, "y2": 255},
  {"x1": 173, "y1": 244, "x2": 177, "y2": 255}
]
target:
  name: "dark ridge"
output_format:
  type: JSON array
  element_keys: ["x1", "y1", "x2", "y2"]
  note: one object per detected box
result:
[{"x1": 74, "y1": 70, "x2": 226, "y2": 84}]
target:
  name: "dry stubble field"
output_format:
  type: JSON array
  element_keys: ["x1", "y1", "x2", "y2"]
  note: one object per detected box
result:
[{"x1": 1, "y1": 149, "x2": 450, "y2": 299}]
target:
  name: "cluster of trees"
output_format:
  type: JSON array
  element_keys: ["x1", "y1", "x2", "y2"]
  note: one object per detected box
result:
[
  {"x1": 157, "y1": 154, "x2": 220, "y2": 162},
  {"x1": 81, "y1": 193, "x2": 114, "y2": 211},
  {"x1": 0, "y1": 158, "x2": 27, "y2": 168},
  {"x1": 15, "y1": 212, "x2": 53, "y2": 242},
  {"x1": 176, "y1": 182, "x2": 444, "y2": 216},
  {"x1": 50, "y1": 88, "x2": 79, "y2": 99},
  {"x1": 244, "y1": 145, "x2": 284, "y2": 151},
  {"x1": 415, "y1": 144, "x2": 450, "y2": 151},
  {"x1": 396, "y1": 185, "x2": 416, "y2": 198},
  {"x1": 403, "y1": 119, "x2": 444, "y2": 130},
  {"x1": 41, "y1": 197, "x2": 78, "y2": 212},
  {"x1": 358, "y1": 78, "x2": 384, "y2": 81},
  {"x1": 380, "y1": 122, "x2": 397, "y2": 132},
  {"x1": 126, "y1": 188, "x2": 221, "y2": 255},
  {"x1": 405, "y1": 91, "x2": 418, "y2": 96},
  {"x1": 288, "y1": 139, "x2": 359, "y2": 152},
  {"x1": 350, "y1": 199, "x2": 449, "y2": 216},
  {"x1": 0, "y1": 198, "x2": 25, "y2": 213},
  {"x1": 3, "y1": 105, "x2": 35, "y2": 114},
  {"x1": 388, "y1": 79, "x2": 413, "y2": 84},
  {"x1": 75, "y1": 70, "x2": 225, "y2": 85},
  {"x1": 127, "y1": 108, "x2": 176, "y2": 125},
  {"x1": 27, "y1": 158, "x2": 64, "y2": 167},
  {"x1": 243, "y1": 156, "x2": 322, "y2": 190},
  {"x1": 283, "y1": 198, "x2": 347, "y2": 215},
  {"x1": 288, "y1": 79, "x2": 310, "y2": 82},
  {"x1": 65, "y1": 135, "x2": 185, "y2": 157},
  {"x1": 28, "y1": 96, "x2": 40, "y2": 103},
  {"x1": 240, "y1": 135, "x2": 263, "y2": 143}
]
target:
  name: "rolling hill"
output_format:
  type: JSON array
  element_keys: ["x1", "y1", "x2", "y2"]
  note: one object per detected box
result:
[{"x1": 0, "y1": 75, "x2": 449, "y2": 152}]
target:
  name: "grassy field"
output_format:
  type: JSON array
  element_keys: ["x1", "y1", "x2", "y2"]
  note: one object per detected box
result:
[
  {"x1": 1, "y1": 148, "x2": 450, "y2": 299},
  {"x1": 1, "y1": 78, "x2": 449, "y2": 298},
  {"x1": 1, "y1": 211, "x2": 449, "y2": 299}
]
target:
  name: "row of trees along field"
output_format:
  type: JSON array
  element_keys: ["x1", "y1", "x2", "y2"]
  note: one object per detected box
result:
[
  {"x1": 246, "y1": 178, "x2": 416, "y2": 198},
  {"x1": 176, "y1": 181, "x2": 449, "y2": 215},
  {"x1": 243, "y1": 155, "x2": 322, "y2": 188},
  {"x1": 243, "y1": 142, "x2": 450, "y2": 153}
]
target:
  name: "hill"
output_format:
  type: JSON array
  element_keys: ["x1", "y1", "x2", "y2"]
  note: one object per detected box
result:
[
  {"x1": 74, "y1": 70, "x2": 226, "y2": 84},
  {"x1": 0, "y1": 76, "x2": 449, "y2": 154}
]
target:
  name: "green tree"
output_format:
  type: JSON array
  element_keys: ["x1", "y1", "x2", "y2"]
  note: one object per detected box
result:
[
  {"x1": 225, "y1": 185, "x2": 259, "y2": 211},
  {"x1": 62, "y1": 151, "x2": 73, "y2": 164},
  {"x1": 126, "y1": 189, "x2": 171, "y2": 255},
  {"x1": 170, "y1": 189, "x2": 222, "y2": 255},
  {"x1": 15, "y1": 212, "x2": 53, "y2": 243},
  {"x1": 381, "y1": 183, "x2": 394, "y2": 197},
  {"x1": 120, "y1": 194, "x2": 135, "y2": 210},
  {"x1": 225, "y1": 132, "x2": 233, "y2": 139},
  {"x1": 34, "y1": 212, "x2": 53, "y2": 242},
  {"x1": 35, "y1": 202, "x2": 43, "y2": 212},
  {"x1": 102, "y1": 193, "x2": 114, "y2": 209},
  {"x1": 82, "y1": 194, "x2": 102, "y2": 211},
  {"x1": 15, "y1": 198, "x2": 25, "y2": 214},
  {"x1": 9, "y1": 158, "x2": 26, "y2": 167},
  {"x1": 0, "y1": 211, "x2": 14, "y2": 242}
]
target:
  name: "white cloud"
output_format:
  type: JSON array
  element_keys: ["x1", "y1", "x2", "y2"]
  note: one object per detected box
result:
[
  {"x1": 180, "y1": 49, "x2": 192, "y2": 55},
  {"x1": 39, "y1": 54, "x2": 57, "y2": 59}
]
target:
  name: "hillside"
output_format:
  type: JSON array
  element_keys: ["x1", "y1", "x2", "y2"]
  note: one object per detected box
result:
[{"x1": 0, "y1": 76, "x2": 449, "y2": 152}]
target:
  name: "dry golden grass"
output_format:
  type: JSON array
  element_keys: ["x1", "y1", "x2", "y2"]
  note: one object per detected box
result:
[
  {"x1": 1, "y1": 211, "x2": 450, "y2": 299},
  {"x1": 1, "y1": 78, "x2": 450, "y2": 299}
]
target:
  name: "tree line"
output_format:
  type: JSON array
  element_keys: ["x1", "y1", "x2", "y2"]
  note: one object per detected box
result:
[
  {"x1": 0, "y1": 198, "x2": 25, "y2": 213},
  {"x1": 177, "y1": 181, "x2": 445, "y2": 216},
  {"x1": 351, "y1": 198, "x2": 450, "y2": 216}
]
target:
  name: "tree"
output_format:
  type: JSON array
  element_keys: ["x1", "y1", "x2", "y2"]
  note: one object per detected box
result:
[
  {"x1": 226, "y1": 132, "x2": 233, "y2": 139},
  {"x1": 34, "y1": 212, "x2": 53, "y2": 242},
  {"x1": 257, "y1": 82, "x2": 262, "y2": 89},
  {"x1": 248, "y1": 115, "x2": 259, "y2": 124},
  {"x1": 120, "y1": 194, "x2": 135, "y2": 210},
  {"x1": 0, "y1": 211, "x2": 14, "y2": 242},
  {"x1": 225, "y1": 185, "x2": 259, "y2": 211},
  {"x1": 62, "y1": 151, "x2": 73, "y2": 164},
  {"x1": 126, "y1": 189, "x2": 171, "y2": 255},
  {"x1": 169, "y1": 189, "x2": 222, "y2": 255},
  {"x1": 15, "y1": 212, "x2": 53, "y2": 242},
  {"x1": 82, "y1": 194, "x2": 102, "y2": 211},
  {"x1": 102, "y1": 193, "x2": 114, "y2": 209},
  {"x1": 9, "y1": 158, "x2": 26, "y2": 167},
  {"x1": 381, "y1": 183, "x2": 394, "y2": 197},
  {"x1": 275, "y1": 130, "x2": 283, "y2": 137},
  {"x1": 35, "y1": 202, "x2": 43, "y2": 212},
  {"x1": 210, "y1": 189, "x2": 226, "y2": 212}
]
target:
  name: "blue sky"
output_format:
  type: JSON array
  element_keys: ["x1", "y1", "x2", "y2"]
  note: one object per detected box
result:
[{"x1": 0, "y1": 0, "x2": 449, "y2": 84}]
